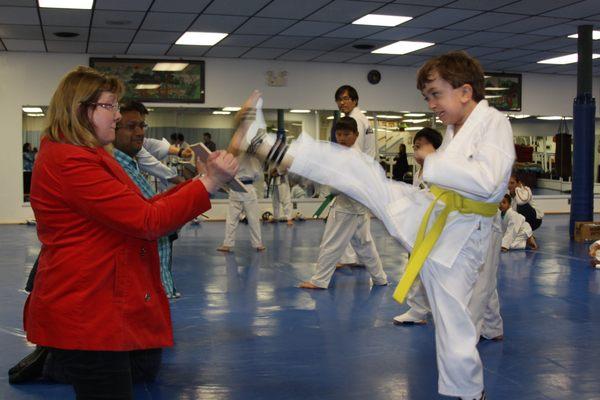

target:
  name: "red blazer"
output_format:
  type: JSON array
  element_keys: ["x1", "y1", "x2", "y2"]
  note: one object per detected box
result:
[{"x1": 25, "y1": 138, "x2": 211, "y2": 351}]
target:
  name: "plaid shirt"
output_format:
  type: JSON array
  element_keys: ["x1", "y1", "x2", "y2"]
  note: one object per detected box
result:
[{"x1": 113, "y1": 149, "x2": 175, "y2": 296}]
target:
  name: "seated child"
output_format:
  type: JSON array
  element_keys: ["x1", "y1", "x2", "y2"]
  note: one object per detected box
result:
[{"x1": 499, "y1": 194, "x2": 538, "y2": 251}]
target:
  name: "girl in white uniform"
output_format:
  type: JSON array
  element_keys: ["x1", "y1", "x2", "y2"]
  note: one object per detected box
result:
[
  {"x1": 233, "y1": 52, "x2": 514, "y2": 400},
  {"x1": 499, "y1": 194, "x2": 538, "y2": 251}
]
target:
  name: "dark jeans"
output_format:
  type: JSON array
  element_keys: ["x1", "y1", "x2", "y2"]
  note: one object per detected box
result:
[
  {"x1": 46, "y1": 348, "x2": 162, "y2": 400},
  {"x1": 516, "y1": 203, "x2": 542, "y2": 231}
]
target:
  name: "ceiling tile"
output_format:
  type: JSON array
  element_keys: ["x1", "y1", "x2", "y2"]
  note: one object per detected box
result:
[
  {"x1": 90, "y1": 28, "x2": 137, "y2": 43},
  {"x1": 520, "y1": 37, "x2": 575, "y2": 51},
  {"x1": 133, "y1": 30, "x2": 181, "y2": 44},
  {"x1": 0, "y1": 6, "x2": 38, "y2": 25},
  {"x1": 496, "y1": 0, "x2": 581, "y2": 15},
  {"x1": 391, "y1": 0, "x2": 453, "y2": 5},
  {"x1": 40, "y1": 9, "x2": 91, "y2": 27},
  {"x1": 312, "y1": 51, "x2": 356, "y2": 62},
  {"x1": 141, "y1": 12, "x2": 196, "y2": 31},
  {"x1": 0, "y1": 24, "x2": 42, "y2": 40},
  {"x1": 489, "y1": 34, "x2": 548, "y2": 48},
  {"x1": 280, "y1": 21, "x2": 343, "y2": 36},
  {"x1": 447, "y1": 0, "x2": 516, "y2": 10},
  {"x1": 516, "y1": 50, "x2": 569, "y2": 63},
  {"x1": 2, "y1": 38, "x2": 44, "y2": 51},
  {"x1": 409, "y1": 29, "x2": 470, "y2": 43},
  {"x1": 479, "y1": 49, "x2": 538, "y2": 61},
  {"x1": 204, "y1": 45, "x2": 249, "y2": 58},
  {"x1": 258, "y1": 35, "x2": 311, "y2": 49},
  {"x1": 462, "y1": 47, "x2": 506, "y2": 57},
  {"x1": 402, "y1": 8, "x2": 482, "y2": 29},
  {"x1": 305, "y1": 0, "x2": 383, "y2": 23},
  {"x1": 451, "y1": 12, "x2": 526, "y2": 31},
  {"x1": 532, "y1": 24, "x2": 583, "y2": 37},
  {"x1": 127, "y1": 43, "x2": 171, "y2": 55},
  {"x1": 151, "y1": 0, "x2": 211, "y2": 13},
  {"x1": 189, "y1": 14, "x2": 247, "y2": 32},
  {"x1": 46, "y1": 41, "x2": 86, "y2": 53},
  {"x1": 297, "y1": 37, "x2": 353, "y2": 51},
  {"x1": 235, "y1": 17, "x2": 297, "y2": 35},
  {"x1": 92, "y1": 10, "x2": 145, "y2": 29},
  {"x1": 324, "y1": 24, "x2": 386, "y2": 39},
  {"x1": 0, "y1": 1, "x2": 36, "y2": 5},
  {"x1": 88, "y1": 42, "x2": 129, "y2": 54},
  {"x1": 95, "y1": 0, "x2": 153, "y2": 11},
  {"x1": 412, "y1": 43, "x2": 464, "y2": 56},
  {"x1": 489, "y1": 16, "x2": 571, "y2": 34},
  {"x1": 218, "y1": 34, "x2": 270, "y2": 47},
  {"x1": 542, "y1": 0, "x2": 600, "y2": 19},
  {"x1": 43, "y1": 26, "x2": 89, "y2": 41},
  {"x1": 204, "y1": 0, "x2": 271, "y2": 16},
  {"x1": 257, "y1": 0, "x2": 331, "y2": 19},
  {"x1": 277, "y1": 49, "x2": 323, "y2": 61},
  {"x1": 336, "y1": 39, "x2": 391, "y2": 53},
  {"x1": 446, "y1": 31, "x2": 515, "y2": 46},
  {"x1": 379, "y1": 54, "x2": 430, "y2": 66},
  {"x1": 240, "y1": 47, "x2": 289, "y2": 59},
  {"x1": 366, "y1": 26, "x2": 431, "y2": 41},
  {"x1": 166, "y1": 44, "x2": 210, "y2": 57},
  {"x1": 374, "y1": 3, "x2": 435, "y2": 17},
  {"x1": 346, "y1": 53, "x2": 395, "y2": 64}
]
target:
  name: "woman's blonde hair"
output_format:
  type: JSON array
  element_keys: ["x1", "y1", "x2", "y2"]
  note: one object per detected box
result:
[{"x1": 44, "y1": 66, "x2": 123, "y2": 147}]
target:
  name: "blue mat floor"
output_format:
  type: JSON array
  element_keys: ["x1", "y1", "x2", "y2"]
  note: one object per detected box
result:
[{"x1": 1, "y1": 215, "x2": 599, "y2": 399}]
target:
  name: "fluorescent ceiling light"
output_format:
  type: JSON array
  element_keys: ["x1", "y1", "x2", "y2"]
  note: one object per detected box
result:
[
  {"x1": 568, "y1": 31, "x2": 600, "y2": 40},
  {"x1": 366, "y1": 116, "x2": 374, "y2": 120},
  {"x1": 361, "y1": 110, "x2": 367, "y2": 114},
  {"x1": 223, "y1": 106, "x2": 241, "y2": 112},
  {"x1": 405, "y1": 126, "x2": 425, "y2": 131},
  {"x1": 353, "y1": 14, "x2": 412, "y2": 27},
  {"x1": 485, "y1": 95, "x2": 502, "y2": 99},
  {"x1": 23, "y1": 107, "x2": 43, "y2": 113},
  {"x1": 39, "y1": 0, "x2": 93, "y2": 9},
  {"x1": 152, "y1": 62, "x2": 189, "y2": 72},
  {"x1": 508, "y1": 114, "x2": 530, "y2": 119},
  {"x1": 176, "y1": 31, "x2": 228, "y2": 46},
  {"x1": 404, "y1": 118, "x2": 429, "y2": 123},
  {"x1": 213, "y1": 111, "x2": 231, "y2": 115},
  {"x1": 326, "y1": 116, "x2": 334, "y2": 120},
  {"x1": 372, "y1": 41, "x2": 434, "y2": 55},
  {"x1": 376, "y1": 114, "x2": 402, "y2": 119},
  {"x1": 135, "y1": 84, "x2": 160, "y2": 90},
  {"x1": 485, "y1": 87, "x2": 509, "y2": 91},
  {"x1": 538, "y1": 53, "x2": 600, "y2": 65},
  {"x1": 27, "y1": 113, "x2": 45, "y2": 117},
  {"x1": 536, "y1": 116, "x2": 571, "y2": 120},
  {"x1": 290, "y1": 109, "x2": 311, "y2": 113},
  {"x1": 404, "y1": 113, "x2": 425, "y2": 117}
]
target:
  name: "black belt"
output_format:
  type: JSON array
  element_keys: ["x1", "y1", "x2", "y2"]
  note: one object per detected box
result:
[{"x1": 240, "y1": 179, "x2": 254, "y2": 185}]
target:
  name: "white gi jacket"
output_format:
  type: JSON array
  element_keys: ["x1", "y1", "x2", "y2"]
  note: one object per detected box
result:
[
  {"x1": 501, "y1": 208, "x2": 531, "y2": 249},
  {"x1": 348, "y1": 107, "x2": 377, "y2": 159}
]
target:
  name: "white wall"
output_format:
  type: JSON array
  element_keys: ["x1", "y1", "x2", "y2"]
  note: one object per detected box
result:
[{"x1": 1, "y1": 51, "x2": 599, "y2": 223}]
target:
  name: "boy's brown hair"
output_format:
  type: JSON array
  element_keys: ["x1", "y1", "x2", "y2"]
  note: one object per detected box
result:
[{"x1": 416, "y1": 51, "x2": 485, "y2": 102}]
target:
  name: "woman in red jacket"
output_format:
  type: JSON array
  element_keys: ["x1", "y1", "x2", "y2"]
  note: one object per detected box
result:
[{"x1": 11, "y1": 66, "x2": 238, "y2": 399}]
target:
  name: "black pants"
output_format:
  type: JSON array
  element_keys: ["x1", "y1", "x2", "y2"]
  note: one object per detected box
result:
[
  {"x1": 46, "y1": 348, "x2": 162, "y2": 400},
  {"x1": 516, "y1": 203, "x2": 542, "y2": 231}
]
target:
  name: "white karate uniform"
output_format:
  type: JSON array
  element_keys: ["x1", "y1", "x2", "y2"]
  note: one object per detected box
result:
[
  {"x1": 310, "y1": 171, "x2": 388, "y2": 288},
  {"x1": 272, "y1": 172, "x2": 293, "y2": 221},
  {"x1": 222, "y1": 154, "x2": 263, "y2": 248},
  {"x1": 340, "y1": 106, "x2": 377, "y2": 265},
  {"x1": 288, "y1": 100, "x2": 515, "y2": 398},
  {"x1": 501, "y1": 208, "x2": 533, "y2": 250}
]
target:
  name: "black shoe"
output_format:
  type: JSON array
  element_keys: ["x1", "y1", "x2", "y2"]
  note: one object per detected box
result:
[{"x1": 8, "y1": 346, "x2": 48, "y2": 384}]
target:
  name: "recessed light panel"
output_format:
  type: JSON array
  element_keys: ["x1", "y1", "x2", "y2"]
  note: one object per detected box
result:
[
  {"x1": 39, "y1": 0, "x2": 93, "y2": 9},
  {"x1": 538, "y1": 53, "x2": 600, "y2": 65},
  {"x1": 153, "y1": 63, "x2": 189, "y2": 72},
  {"x1": 353, "y1": 14, "x2": 412, "y2": 27},
  {"x1": 372, "y1": 41, "x2": 434, "y2": 55},
  {"x1": 176, "y1": 32, "x2": 228, "y2": 46}
]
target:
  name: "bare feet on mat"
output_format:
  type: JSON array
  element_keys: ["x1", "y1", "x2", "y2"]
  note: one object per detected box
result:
[
  {"x1": 526, "y1": 236, "x2": 538, "y2": 250},
  {"x1": 255, "y1": 245, "x2": 266, "y2": 252},
  {"x1": 217, "y1": 245, "x2": 231, "y2": 252},
  {"x1": 287, "y1": 220, "x2": 294, "y2": 226},
  {"x1": 299, "y1": 281, "x2": 325, "y2": 289}
]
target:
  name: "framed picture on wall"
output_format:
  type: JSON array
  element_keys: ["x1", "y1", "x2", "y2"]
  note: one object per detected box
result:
[
  {"x1": 89, "y1": 58, "x2": 205, "y2": 103},
  {"x1": 484, "y1": 72, "x2": 522, "y2": 111}
]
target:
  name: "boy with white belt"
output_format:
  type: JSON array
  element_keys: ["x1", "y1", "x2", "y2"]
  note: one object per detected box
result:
[{"x1": 232, "y1": 51, "x2": 515, "y2": 400}]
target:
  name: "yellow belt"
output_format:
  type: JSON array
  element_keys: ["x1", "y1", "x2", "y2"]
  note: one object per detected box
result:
[{"x1": 392, "y1": 185, "x2": 498, "y2": 304}]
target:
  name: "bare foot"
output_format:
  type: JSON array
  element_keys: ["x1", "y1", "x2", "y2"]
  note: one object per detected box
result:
[
  {"x1": 287, "y1": 220, "x2": 294, "y2": 226},
  {"x1": 217, "y1": 246, "x2": 231, "y2": 252},
  {"x1": 255, "y1": 245, "x2": 266, "y2": 252},
  {"x1": 299, "y1": 281, "x2": 325, "y2": 289},
  {"x1": 526, "y1": 236, "x2": 538, "y2": 250}
]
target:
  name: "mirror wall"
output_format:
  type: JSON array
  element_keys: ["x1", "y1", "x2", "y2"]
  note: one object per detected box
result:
[{"x1": 21, "y1": 106, "x2": 600, "y2": 202}]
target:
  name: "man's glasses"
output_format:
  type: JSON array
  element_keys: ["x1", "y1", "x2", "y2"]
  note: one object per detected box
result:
[
  {"x1": 88, "y1": 102, "x2": 120, "y2": 113},
  {"x1": 336, "y1": 96, "x2": 353, "y2": 103},
  {"x1": 117, "y1": 121, "x2": 148, "y2": 130}
]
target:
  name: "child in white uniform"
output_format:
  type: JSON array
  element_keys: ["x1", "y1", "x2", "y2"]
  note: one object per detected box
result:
[
  {"x1": 499, "y1": 194, "x2": 538, "y2": 251},
  {"x1": 233, "y1": 51, "x2": 515, "y2": 400},
  {"x1": 298, "y1": 117, "x2": 388, "y2": 289},
  {"x1": 270, "y1": 167, "x2": 294, "y2": 225},
  {"x1": 508, "y1": 174, "x2": 543, "y2": 230}
]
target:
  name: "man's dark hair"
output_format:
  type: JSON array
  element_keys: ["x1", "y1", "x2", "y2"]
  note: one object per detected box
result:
[
  {"x1": 177, "y1": 133, "x2": 185, "y2": 142},
  {"x1": 203, "y1": 132, "x2": 212, "y2": 139},
  {"x1": 413, "y1": 127, "x2": 443, "y2": 150},
  {"x1": 334, "y1": 116, "x2": 358, "y2": 134},
  {"x1": 119, "y1": 100, "x2": 148, "y2": 115},
  {"x1": 170, "y1": 133, "x2": 177, "y2": 141},
  {"x1": 334, "y1": 85, "x2": 359, "y2": 103}
]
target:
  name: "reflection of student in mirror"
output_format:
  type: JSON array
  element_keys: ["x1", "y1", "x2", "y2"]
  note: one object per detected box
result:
[{"x1": 23, "y1": 142, "x2": 35, "y2": 196}]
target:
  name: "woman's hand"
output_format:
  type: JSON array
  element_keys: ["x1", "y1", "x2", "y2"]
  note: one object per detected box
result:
[{"x1": 199, "y1": 151, "x2": 238, "y2": 193}]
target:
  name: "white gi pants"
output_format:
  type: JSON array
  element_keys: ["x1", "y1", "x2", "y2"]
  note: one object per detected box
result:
[
  {"x1": 273, "y1": 182, "x2": 293, "y2": 220},
  {"x1": 223, "y1": 186, "x2": 263, "y2": 248},
  {"x1": 506, "y1": 225, "x2": 532, "y2": 250},
  {"x1": 310, "y1": 209, "x2": 388, "y2": 288},
  {"x1": 288, "y1": 134, "x2": 489, "y2": 397}
]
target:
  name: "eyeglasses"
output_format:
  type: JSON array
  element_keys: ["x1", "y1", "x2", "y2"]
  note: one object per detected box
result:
[
  {"x1": 117, "y1": 121, "x2": 148, "y2": 130},
  {"x1": 89, "y1": 102, "x2": 120, "y2": 113},
  {"x1": 336, "y1": 96, "x2": 353, "y2": 103}
]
